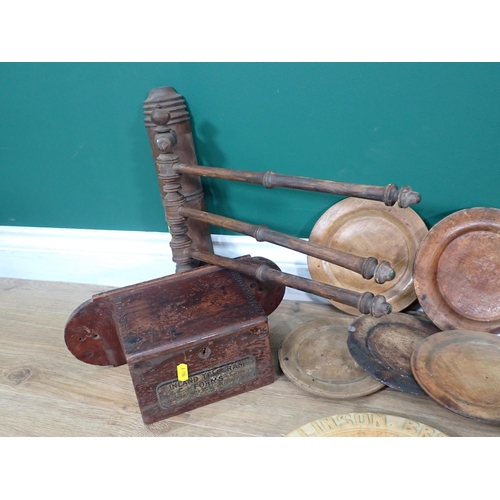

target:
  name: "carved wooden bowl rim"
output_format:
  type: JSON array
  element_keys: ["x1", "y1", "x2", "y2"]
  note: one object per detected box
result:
[{"x1": 413, "y1": 207, "x2": 500, "y2": 333}]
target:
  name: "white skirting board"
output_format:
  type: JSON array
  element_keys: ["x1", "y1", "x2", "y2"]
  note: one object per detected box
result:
[{"x1": 0, "y1": 226, "x2": 327, "y2": 303}]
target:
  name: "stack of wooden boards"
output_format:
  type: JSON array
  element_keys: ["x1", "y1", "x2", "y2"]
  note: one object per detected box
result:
[{"x1": 279, "y1": 201, "x2": 500, "y2": 428}]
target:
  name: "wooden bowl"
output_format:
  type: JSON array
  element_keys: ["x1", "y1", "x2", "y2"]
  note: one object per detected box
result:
[
  {"x1": 413, "y1": 207, "x2": 500, "y2": 333},
  {"x1": 411, "y1": 329, "x2": 500, "y2": 424},
  {"x1": 308, "y1": 198, "x2": 428, "y2": 315}
]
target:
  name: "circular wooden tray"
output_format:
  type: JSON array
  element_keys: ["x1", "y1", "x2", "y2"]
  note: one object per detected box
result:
[
  {"x1": 411, "y1": 330, "x2": 500, "y2": 424},
  {"x1": 278, "y1": 316, "x2": 385, "y2": 399},
  {"x1": 308, "y1": 198, "x2": 428, "y2": 315},
  {"x1": 414, "y1": 207, "x2": 500, "y2": 333},
  {"x1": 347, "y1": 312, "x2": 441, "y2": 396},
  {"x1": 286, "y1": 412, "x2": 447, "y2": 437}
]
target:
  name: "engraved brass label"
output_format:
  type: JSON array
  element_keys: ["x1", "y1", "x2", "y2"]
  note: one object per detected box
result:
[{"x1": 157, "y1": 356, "x2": 257, "y2": 408}]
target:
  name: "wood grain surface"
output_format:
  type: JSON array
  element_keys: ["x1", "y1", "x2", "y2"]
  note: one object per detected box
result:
[
  {"x1": 286, "y1": 412, "x2": 448, "y2": 437},
  {"x1": 308, "y1": 198, "x2": 428, "y2": 315},
  {"x1": 411, "y1": 329, "x2": 500, "y2": 424},
  {"x1": 278, "y1": 316, "x2": 385, "y2": 399},
  {"x1": 1, "y1": 277, "x2": 500, "y2": 436},
  {"x1": 414, "y1": 207, "x2": 500, "y2": 333}
]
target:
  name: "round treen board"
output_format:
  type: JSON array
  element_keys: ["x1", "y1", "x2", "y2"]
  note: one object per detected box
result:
[
  {"x1": 413, "y1": 207, "x2": 500, "y2": 333},
  {"x1": 278, "y1": 316, "x2": 385, "y2": 399},
  {"x1": 286, "y1": 412, "x2": 447, "y2": 437},
  {"x1": 347, "y1": 312, "x2": 441, "y2": 396},
  {"x1": 411, "y1": 330, "x2": 500, "y2": 424},
  {"x1": 308, "y1": 198, "x2": 428, "y2": 315}
]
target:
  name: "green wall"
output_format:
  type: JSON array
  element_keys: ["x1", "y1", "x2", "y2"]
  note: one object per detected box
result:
[{"x1": 1, "y1": 63, "x2": 499, "y2": 237}]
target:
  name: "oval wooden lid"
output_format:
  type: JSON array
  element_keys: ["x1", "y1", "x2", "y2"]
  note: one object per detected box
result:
[
  {"x1": 64, "y1": 296, "x2": 124, "y2": 366},
  {"x1": 414, "y1": 207, "x2": 500, "y2": 333},
  {"x1": 286, "y1": 412, "x2": 448, "y2": 437},
  {"x1": 347, "y1": 312, "x2": 441, "y2": 396},
  {"x1": 308, "y1": 198, "x2": 428, "y2": 315},
  {"x1": 278, "y1": 316, "x2": 385, "y2": 399},
  {"x1": 411, "y1": 330, "x2": 500, "y2": 424}
]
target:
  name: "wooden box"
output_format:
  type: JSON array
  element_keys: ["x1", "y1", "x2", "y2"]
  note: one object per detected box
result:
[{"x1": 106, "y1": 264, "x2": 274, "y2": 424}]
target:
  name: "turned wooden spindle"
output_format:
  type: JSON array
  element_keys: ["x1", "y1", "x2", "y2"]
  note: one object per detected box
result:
[
  {"x1": 179, "y1": 206, "x2": 395, "y2": 284},
  {"x1": 174, "y1": 164, "x2": 421, "y2": 208},
  {"x1": 188, "y1": 249, "x2": 392, "y2": 317},
  {"x1": 144, "y1": 87, "x2": 214, "y2": 255},
  {"x1": 151, "y1": 108, "x2": 193, "y2": 272}
]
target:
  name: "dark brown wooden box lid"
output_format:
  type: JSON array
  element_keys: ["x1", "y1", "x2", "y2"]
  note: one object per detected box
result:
[{"x1": 108, "y1": 265, "x2": 267, "y2": 364}]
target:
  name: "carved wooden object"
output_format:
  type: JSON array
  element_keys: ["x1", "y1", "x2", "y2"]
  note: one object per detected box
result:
[
  {"x1": 347, "y1": 312, "x2": 441, "y2": 396},
  {"x1": 151, "y1": 109, "x2": 193, "y2": 272},
  {"x1": 145, "y1": 87, "x2": 420, "y2": 283},
  {"x1": 179, "y1": 205, "x2": 395, "y2": 283},
  {"x1": 144, "y1": 87, "x2": 213, "y2": 255},
  {"x1": 414, "y1": 207, "x2": 500, "y2": 333},
  {"x1": 278, "y1": 317, "x2": 386, "y2": 399},
  {"x1": 175, "y1": 163, "x2": 421, "y2": 208},
  {"x1": 286, "y1": 413, "x2": 448, "y2": 437},
  {"x1": 65, "y1": 260, "x2": 285, "y2": 424},
  {"x1": 145, "y1": 87, "x2": 421, "y2": 213},
  {"x1": 64, "y1": 257, "x2": 285, "y2": 367},
  {"x1": 411, "y1": 330, "x2": 500, "y2": 424},
  {"x1": 63, "y1": 87, "x2": 425, "y2": 424},
  {"x1": 308, "y1": 198, "x2": 428, "y2": 315},
  {"x1": 144, "y1": 91, "x2": 425, "y2": 311}
]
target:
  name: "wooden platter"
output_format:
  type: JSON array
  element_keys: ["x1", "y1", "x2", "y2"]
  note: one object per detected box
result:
[
  {"x1": 286, "y1": 412, "x2": 448, "y2": 437},
  {"x1": 278, "y1": 316, "x2": 385, "y2": 399},
  {"x1": 411, "y1": 330, "x2": 500, "y2": 424},
  {"x1": 347, "y1": 312, "x2": 441, "y2": 396},
  {"x1": 413, "y1": 207, "x2": 500, "y2": 333},
  {"x1": 308, "y1": 198, "x2": 428, "y2": 315}
]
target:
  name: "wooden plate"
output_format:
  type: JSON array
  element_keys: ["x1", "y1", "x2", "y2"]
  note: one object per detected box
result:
[
  {"x1": 414, "y1": 207, "x2": 500, "y2": 333},
  {"x1": 347, "y1": 313, "x2": 441, "y2": 395},
  {"x1": 286, "y1": 412, "x2": 447, "y2": 437},
  {"x1": 411, "y1": 330, "x2": 500, "y2": 424},
  {"x1": 278, "y1": 317, "x2": 385, "y2": 399},
  {"x1": 308, "y1": 198, "x2": 428, "y2": 315}
]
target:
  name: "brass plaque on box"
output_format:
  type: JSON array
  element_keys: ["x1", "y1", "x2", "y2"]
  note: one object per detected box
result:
[{"x1": 157, "y1": 355, "x2": 257, "y2": 408}]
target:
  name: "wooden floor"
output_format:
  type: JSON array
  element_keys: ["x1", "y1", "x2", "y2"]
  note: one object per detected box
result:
[{"x1": 1, "y1": 277, "x2": 499, "y2": 437}]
